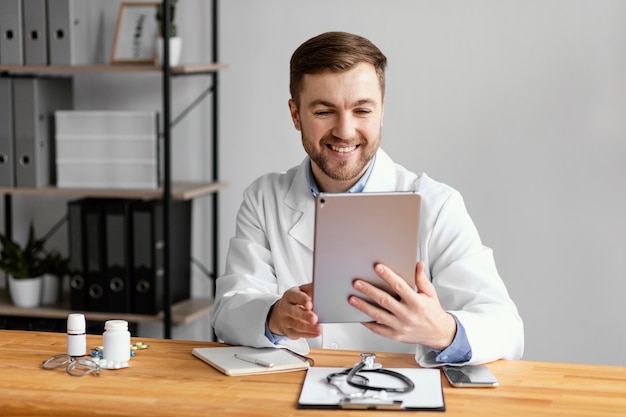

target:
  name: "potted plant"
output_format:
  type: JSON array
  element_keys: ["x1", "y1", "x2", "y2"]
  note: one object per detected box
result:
[
  {"x1": 0, "y1": 223, "x2": 47, "y2": 308},
  {"x1": 155, "y1": 0, "x2": 182, "y2": 67},
  {"x1": 40, "y1": 250, "x2": 70, "y2": 306},
  {"x1": 0, "y1": 222, "x2": 69, "y2": 308}
]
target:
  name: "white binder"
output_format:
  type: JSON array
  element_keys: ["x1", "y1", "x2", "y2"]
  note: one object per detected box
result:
[
  {"x1": 22, "y1": 0, "x2": 48, "y2": 65},
  {"x1": 0, "y1": 77, "x2": 15, "y2": 187},
  {"x1": 47, "y1": 0, "x2": 98, "y2": 65},
  {"x1": 0, "y1": 0, "x2": 24, "y2": 65}
]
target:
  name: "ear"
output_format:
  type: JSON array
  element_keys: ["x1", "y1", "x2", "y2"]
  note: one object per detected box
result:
[
  {"x1": 288, "y1": 99, "x2": 302, "y2": 131},
  {"x1": 381, "y1": 96, "x2": 385, "y2": 127}
]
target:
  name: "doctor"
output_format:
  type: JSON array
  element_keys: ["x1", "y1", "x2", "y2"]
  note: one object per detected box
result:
[{"x1": 211, "y1": 31, "x2": 524, "y2": 366}]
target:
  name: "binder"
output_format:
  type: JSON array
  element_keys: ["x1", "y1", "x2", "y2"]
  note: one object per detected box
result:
[
  {"x1": 68, "y1": 199, "x2": 87, "y2": 311},
  {"x1": 83, "y1": 199, "x2": 108, "y2": 312},
  {"x1": 13, "y1": 76, "x2": 73, "y2": 187},
  {"x1": 0, "y1": 77, "x2": 14, "y2": 187},
  {"x1": 130, "y1": 200, "x2": 191, "y2": 315},
  {"x1": 103, "y1": 200, "x2": 132, "y2": 313},
  {"x1": 47, "y1": 0, "x2": 97, "y2": 65},
  {"x1": 0, "y1": 0, "x2": 24, "y2": 65},
  {"x1": 22, "y1": 0, "x2": 48, "y2": 65}
]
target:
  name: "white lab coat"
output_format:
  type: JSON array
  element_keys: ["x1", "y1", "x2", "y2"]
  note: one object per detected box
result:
[{"x1": 211, "y1": 148, "x2": 524, "y2": 367}]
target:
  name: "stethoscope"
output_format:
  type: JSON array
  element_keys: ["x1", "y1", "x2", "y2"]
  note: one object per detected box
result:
[{"x1": 326, "y1": 353, "x2": 415, "y2": 399}]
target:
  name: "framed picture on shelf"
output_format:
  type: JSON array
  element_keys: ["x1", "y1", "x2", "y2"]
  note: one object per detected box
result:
[{"x1": 111, "y1": 2, "x2": 159, "y2": 64}]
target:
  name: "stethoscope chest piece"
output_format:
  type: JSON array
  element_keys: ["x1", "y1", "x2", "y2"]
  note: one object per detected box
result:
[{"x1": 356, "y1": 352, "x2": 383, "y2": 369}]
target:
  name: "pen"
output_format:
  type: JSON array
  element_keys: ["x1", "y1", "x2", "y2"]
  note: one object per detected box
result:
[{"x1": 233, "y1": 353, "x2": 274, "y2": 368}]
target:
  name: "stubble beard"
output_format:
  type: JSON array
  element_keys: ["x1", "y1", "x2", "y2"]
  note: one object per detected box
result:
[{"x1": 303, "y1": 134, "x2": 377, "y2": 182}]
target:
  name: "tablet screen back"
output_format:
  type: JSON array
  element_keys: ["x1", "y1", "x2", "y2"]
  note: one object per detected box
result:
[{"x1": 312, "y1": 192, "x2": 420, "y2": 323}]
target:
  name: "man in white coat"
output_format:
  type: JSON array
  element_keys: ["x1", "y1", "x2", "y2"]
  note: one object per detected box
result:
[{"x1": 211, "y1": 31, "x2": 524, "y2": 367}]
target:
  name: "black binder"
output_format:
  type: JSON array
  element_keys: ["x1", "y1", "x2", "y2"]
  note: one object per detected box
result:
[
  {"x1": 67, "y1": 199, "x2": 87, "y2": 311},
  {"x1": 130, "y1": 200, "x2": 191, "y2": 315},
  {"x1": 103, "y1": 200, "x2": 132, "y2": 313},
  {"x1": 83, "y1": 199, "x2": 107, "y2": 312}
]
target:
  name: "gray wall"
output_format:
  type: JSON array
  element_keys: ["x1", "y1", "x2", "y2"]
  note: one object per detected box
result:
[
  {"x1": 2, "y1": 0, "x2": 624, "y2": 365},
  {"x1": 218, "y1": 0, "x2": 626, "y2": 366}
]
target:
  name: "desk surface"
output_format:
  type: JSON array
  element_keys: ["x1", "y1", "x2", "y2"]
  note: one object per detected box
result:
[{"x1": 0, "y1": 330, "x2": 624, "y2": 417}]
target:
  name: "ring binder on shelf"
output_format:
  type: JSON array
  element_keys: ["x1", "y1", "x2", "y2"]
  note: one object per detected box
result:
[
  {"x1": 103, "y1": 200, "x2": 132, "y2": 313},
  {"x1": 22, "y1": 0, "x2": 48, "y2": 65},
  {"x1": 0, "y1": 78, "x2": 15, "y2": 187},
  {"x1": 13, "y1": 76, "x2": 73, "y2": 188},
  {"x1": 68, "y1": 199, "x2": 87, "y2": 311},
  {"x1": 47, "y1": 0, "x2": 100, "y2": 65},
  {"x1": 0, "y1": 0, "x2": 24, "y2": 65}
]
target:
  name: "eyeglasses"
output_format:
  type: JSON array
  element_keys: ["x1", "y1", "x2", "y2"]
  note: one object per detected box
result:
[{"x1": 42, "y1": 354, "x2": 101, "y2": 377}]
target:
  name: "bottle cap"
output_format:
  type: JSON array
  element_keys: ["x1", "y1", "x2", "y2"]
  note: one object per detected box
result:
[
  {"x1": 67, "y1": 313, "x2": 86, "y2": 334},
  {"x1": 104, "y1": 319, "x2": 129, "y2": 331}
]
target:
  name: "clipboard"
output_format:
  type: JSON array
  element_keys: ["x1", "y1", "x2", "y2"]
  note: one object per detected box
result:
[{"x1": 297, "y1": 367, "x2": 445, "y2": 411}]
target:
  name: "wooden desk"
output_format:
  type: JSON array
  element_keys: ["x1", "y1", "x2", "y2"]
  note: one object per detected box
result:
[{"x1": 0, "y1": 330, "x2": 624, "y2": 417}]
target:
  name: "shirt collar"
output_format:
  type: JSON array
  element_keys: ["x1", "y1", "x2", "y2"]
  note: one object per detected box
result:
[{"x1": 306, "y1": 153, "x2": 377, "y2": 197}]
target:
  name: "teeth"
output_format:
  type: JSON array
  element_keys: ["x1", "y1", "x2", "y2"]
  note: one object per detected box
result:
[{"x1": 330, "y1": 145, "x2": 357, "y2": 153}]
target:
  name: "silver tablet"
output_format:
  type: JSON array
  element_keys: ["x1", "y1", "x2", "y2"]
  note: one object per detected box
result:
[{"x1": 312, "y1": 192, "x2": 421, "y2": 323}]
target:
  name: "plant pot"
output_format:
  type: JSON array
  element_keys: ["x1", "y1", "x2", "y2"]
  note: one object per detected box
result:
[
  {"x1": 41, "y1": 274, "x2": 61, "y2": 306},
  {"x1": 156, "y1": 36, "x2": 183, "y2": 67},
  {"x1": 8, "y1": 275, "x2": 43, "y2": 308}
]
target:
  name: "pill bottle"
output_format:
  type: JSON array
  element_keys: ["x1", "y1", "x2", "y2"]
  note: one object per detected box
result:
[
  {"x1": 67, "y1": 313, "x2": 86, "y2": 357},
  {"x1": 102, "y1": 320, "x2": 131, "y2": 362}
]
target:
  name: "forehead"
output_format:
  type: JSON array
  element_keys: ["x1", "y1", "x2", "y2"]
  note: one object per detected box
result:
[{"x1": 299, "y1": 62, "x2": 382, "y2": 106}]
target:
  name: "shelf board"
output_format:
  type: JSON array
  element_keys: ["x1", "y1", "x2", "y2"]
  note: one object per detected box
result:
[
  {"x1": 0, "y1": 289, "x2": 213, "y2": 325},
  {"x1": 0, "y1": 181, "x2": 228, "y2": 200},
  {"x1": 0, "y1": 63, "x2": 228, "y2": 75}
]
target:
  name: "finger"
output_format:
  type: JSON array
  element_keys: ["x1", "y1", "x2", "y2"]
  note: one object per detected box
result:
[
  {"x1": 414, "y1": 261, "x2": 436, "y2": 297},
  {"x1": 298, "y1": 283, "x2": 314, "y2": 298},
  {"x1": 348, "y1": 290, "x2": 397, "y2": 325},
  {"x1": 377, "y1": 263, "x2": 416, "y2": 293},
  {"x1": 285, "y1": 286, "x2": 314, "y2": 311}
]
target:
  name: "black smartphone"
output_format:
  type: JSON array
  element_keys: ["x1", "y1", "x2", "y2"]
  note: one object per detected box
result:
[{"x1": 442, "y1": 365, "x2": 499, "y2": 388}]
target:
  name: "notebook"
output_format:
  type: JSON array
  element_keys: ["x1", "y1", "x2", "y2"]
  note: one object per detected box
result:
[
  {"x1": 191, "y1": 346, "x2": 311, "y2": 376},
  {"x1": 312, "y1": 192, "x2": 421, "y2": 323}
]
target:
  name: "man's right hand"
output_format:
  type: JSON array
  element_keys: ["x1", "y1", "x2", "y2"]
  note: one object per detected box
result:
[{"x1": 267, "y1": 283, "x2": 323, "y2": 340}]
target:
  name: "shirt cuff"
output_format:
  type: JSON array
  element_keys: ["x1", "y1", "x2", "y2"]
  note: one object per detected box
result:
[
  {"x1": 433, "y1": 314, "x2": 472, "y2": 364},
  {"x1": 264, "y1": 321, "x2": 286, "y2": 344}
]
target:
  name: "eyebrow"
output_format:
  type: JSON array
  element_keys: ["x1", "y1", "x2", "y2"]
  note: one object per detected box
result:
[{"x1": 308, "y1": 98, "x2": 377, "y2": 109}]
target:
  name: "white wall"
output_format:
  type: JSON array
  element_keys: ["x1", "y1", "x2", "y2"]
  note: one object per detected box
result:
[
  {"x1": 218, "y1": 0, "x2": 626, "y2": 366},
  {"x1": 2, "y1": 0, "x2": 624, "y2": 365}
]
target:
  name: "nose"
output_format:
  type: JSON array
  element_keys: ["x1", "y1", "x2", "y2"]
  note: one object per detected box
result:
[{"x1": 331, "y1": 112, "x2": 356, "y2": 140}]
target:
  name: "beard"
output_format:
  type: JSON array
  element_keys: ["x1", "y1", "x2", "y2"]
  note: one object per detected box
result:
[{"x1": 303, "y1": 132, "x2": 378, "y2": 182}]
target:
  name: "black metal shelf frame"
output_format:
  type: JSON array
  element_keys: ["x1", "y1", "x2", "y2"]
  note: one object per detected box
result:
[{"x1": 156, "y1": 0, "x2": 220, "y2": 339}]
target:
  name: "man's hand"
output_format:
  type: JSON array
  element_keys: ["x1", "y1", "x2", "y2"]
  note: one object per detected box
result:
[
  {"x1": 348, "y1": 261, "x2": 457, "y2": 351},
  {"x1": 267, "y1": 283, "x2": 323, "y2": 340}
]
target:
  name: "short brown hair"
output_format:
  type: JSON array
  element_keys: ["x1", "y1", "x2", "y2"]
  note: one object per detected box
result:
[{"x1": 289, "y1": 31, "x2": 387, "y2": 107}]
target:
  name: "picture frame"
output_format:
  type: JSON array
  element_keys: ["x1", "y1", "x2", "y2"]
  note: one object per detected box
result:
[{"x1": 111, "y1": 2, "x2": 159, "y2": 64}]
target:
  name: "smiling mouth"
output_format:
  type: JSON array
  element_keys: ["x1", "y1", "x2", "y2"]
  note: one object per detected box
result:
[{"x1": 328, "y1": 144, "x2": 358, "y2": 153}]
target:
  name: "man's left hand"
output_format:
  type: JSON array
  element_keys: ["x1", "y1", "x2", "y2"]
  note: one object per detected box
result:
[{"x1": 349, "y1": 261, "x2": 457, "y2": 351}]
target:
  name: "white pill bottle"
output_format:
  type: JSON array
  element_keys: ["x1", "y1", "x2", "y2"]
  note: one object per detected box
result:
[
  {"x1": 102, "y1": 320, "x2": 131, "y2": 362},
  {"x1": 67, "y1": 313, "x2": 86, "y2": 357}
]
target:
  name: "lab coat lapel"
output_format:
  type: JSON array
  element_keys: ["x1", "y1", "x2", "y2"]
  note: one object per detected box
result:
[{"x1": 284, "y1": 159, "x2": 315, "y2": 252}]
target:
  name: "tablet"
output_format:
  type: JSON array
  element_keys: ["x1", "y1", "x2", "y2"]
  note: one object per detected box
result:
[{"x1": 312, "y1": 192, "x2": 421, "y2": 323}]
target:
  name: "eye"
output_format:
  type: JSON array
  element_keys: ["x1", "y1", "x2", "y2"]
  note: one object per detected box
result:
[
  {"x1": 314, "y1": 110, "x2": 332, "y2": 117},
  {"x1": 355, "y1": 108, "x2": 372, "y2": 116}
]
